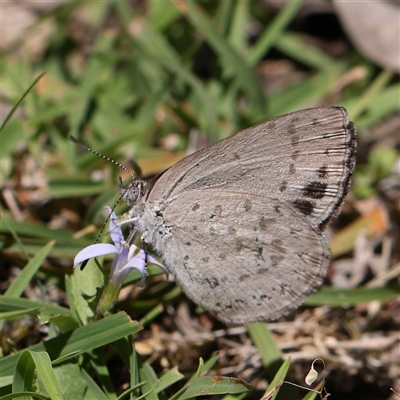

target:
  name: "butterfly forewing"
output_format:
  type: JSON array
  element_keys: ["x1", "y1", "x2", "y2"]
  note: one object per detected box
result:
[{"x1": 148, "y1": 107, "x2": 356, "y2": 229}]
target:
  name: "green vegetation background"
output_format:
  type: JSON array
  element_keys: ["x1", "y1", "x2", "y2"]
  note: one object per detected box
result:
[{"x1": 1, "y1": 1, "x2": 399, "y2": 400}]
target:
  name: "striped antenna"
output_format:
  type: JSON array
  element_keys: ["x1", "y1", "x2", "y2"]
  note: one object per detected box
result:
[{"x1": 68, "y1": 135, "x2": 136, "y2": 179}]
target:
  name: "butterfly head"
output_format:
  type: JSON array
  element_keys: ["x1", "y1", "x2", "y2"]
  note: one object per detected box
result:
[{"x1": 120, "y1": 179, "x2": 147, "y2": 207}]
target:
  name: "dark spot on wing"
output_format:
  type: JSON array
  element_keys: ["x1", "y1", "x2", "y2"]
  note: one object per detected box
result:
[
  {"x1": 239, "y1": 274, "x2": 250, "y2": 281},
  {"x1": 271, "y1": 254, "x2": 284, "y2": 266},
  {"x1": 287, "y1": 124, "x2": 296, "y2": 135},
  {"x1": 291, "y1": 135, "x2": 300, "y2": 146},
  {"x1": 252, "y1": 293, "x2": 269, "y2": 306},
  {"x1": 292, "y1": 199, "x2": 315, "y2": 216},
  {"x1": 244, "y1": 199, "x2": 252, "y2": 211},
  {"x1": 192, "y1": 203, "x2": 200, "y2": 211},
  {"x1": 238, "y1": 199, "x2": 252, "y2": 212},
  {"x1": 274, "y1": 205, "x2": 282, "y2": 215},
  {"x1": 185, "y1": 242, "x2": 191, "y2": 246},
  {"x1": 228, "y1": 226, "x2": 236, "y2": 235},
  {"x1": 215, "y1": 204, "x2": 222, "y2": 216},
  {"x1": 259, "y1": 216, "x2": 267, "y2": 230},
  {"x1": 184, "y1": 255, "x2": 189, "y2": 261},
  {"x1": 291, "y1": 116, "x2": 300, "y2": 123},
  {"x1": 291, "y1": 149, "x2": 300, "y2": 160},
  {"x1": 257, "y1": 268, "x2": 269, "y2": 274},
  {"x1": 317, "y1": 165, "x2": 328, "y2": 179},
  {"x1": 302, "y1": 181, "x2": 327, "y2": 199},
  {"x1": 255, "y1": 247, "x2": 265, "y2": 261},
  {"x1": 289, "y1": 164, "x2": 296, "y2": 174},
  {"x1": 280, "y1": 180, "x2": 287, "y2": 192},
  {"x1": 271, "y1": 238, "x2": 286, "y2": 253},
  {"x1": 218, "y1": 253, "x2": 226, "y2": 260},
  {"x1": 202, "y1": 257, "x2": 209, "y2": 263},
  {"x1": 206, "y1": 277, "x2": 219, "y2": 288},
  {"x1": 235, "y1": 240, "x2": 243, "y2": 252},
  {"x1": 280, "y1": 283, "x2": 291, "y2": 295}
]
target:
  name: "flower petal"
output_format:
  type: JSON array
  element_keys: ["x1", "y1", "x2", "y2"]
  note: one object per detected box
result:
[
  {"x1": 147, "y1": 255, "x2": 169, "y2": 279},
  {"x1": 73, "y1": 243, "x2": 118, "y2": 267},
  {"x1": 105, "y1": 206, "x2": 124, "y2": 251},
  {"x1": 124, "y1": 252, "x2": 147, "y2": 276},
  {"x1": 111, "y1": 252, "x2": 147, "y2": 286}
]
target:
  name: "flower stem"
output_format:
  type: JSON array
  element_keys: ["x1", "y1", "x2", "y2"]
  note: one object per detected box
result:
[{"x1": 92, "y1": 280, "x2": 121, "y2": 321}]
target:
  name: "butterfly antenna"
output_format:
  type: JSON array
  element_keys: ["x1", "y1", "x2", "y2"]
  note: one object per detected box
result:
[{"x1": 68, "y1": 135, "x2": 136, "y2": 180}]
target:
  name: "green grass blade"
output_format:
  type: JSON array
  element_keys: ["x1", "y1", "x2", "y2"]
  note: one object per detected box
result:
[
  {"x1": 228, "y1": 0, "x2": 249, "y2": 51},
  {"x1": 0, "y1": 308, "x2": 41, "y2": 322},
  {"x1": 0, "y1": 72, "x2": 46, "y2": 133},
  {"x1": 348, "y1": 69, "x2": 394, "y2": 120},
  {"x1": 0, "y1": 296, "x2": 71, "y2": 316},
  {"x1": 276, "y1": 32, "x2": 339, "y2": 70},
  {"x1": 128, "y1": 19, "x2": 219, "y2": 140},
  {"x1": 4, "y1": 241, "x2": 55, "y2": 299},
  {"x1": 248, "y1": 323, "x2": 282, "y2": 369},
  {"x1": 29, "y1": 351, "x2": 64, "y2": 400},
  {"x1": 248, "y1": 323, "x2": 299, "y2": 400},
  {"x1": 181, "y1": 0, "x2": 266, "y2": 113},
  {"x1": 0, "y1": 312, "x2": 142, "y2": 377},
  {"x1": 81, "y1": 369, "x2": 110, "y2": 400},
  {"x1": 264, "y1": 358, "x2": 291, "y2": 400},
  {"x1": 305, "y1": 285, "x2": 400, "y2": 306},
  {"x1": 178, "y1": 376, "x2": 251, "y2": 400},
  {"x1": 13, "y1": 350, "x2": 63, "y2": 400},
  {"x1": 248, "y1": 1, "x2": 305, "y2": 66},
  {"x1": 156, "y1": 367, "x2": 184, "y2": 394},
  {"x1": 138, "y1": 358, "x2": 159, "y2": 400}
]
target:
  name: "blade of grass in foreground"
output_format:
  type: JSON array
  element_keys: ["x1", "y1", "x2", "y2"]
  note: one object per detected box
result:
[
  {"x1": 13, "y1": 350, "x2": 63, "y2": 400},
  {"x1": 248, "y1": 323, "x2": 299, "y2": 400},
  {"x1": 4, "y1": 241, "x2": 55, "y2": 299},
  {"x1": 0, "y1": 312, "x2": 142, "y2": 377}
]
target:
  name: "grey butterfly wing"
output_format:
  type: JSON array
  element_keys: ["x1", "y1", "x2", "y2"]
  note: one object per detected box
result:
[
  {"x1": 153, "y1": 189, "x2": 330, "y2": 325},
  {"x1": 143, "y1": 106, "x2": 355, "y2": 323},
  {"x1": 149, "y1": 106, "x2": 356, "y2": 230}
]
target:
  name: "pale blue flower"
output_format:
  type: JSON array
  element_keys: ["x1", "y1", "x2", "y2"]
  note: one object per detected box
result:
[{"x1": 74, "y1": 207, "x2": 167, "y2": 286}]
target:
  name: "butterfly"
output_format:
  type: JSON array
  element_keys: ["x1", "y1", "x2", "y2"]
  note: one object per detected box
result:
[{"x1": 118, "y1": 106, "x2": 356, "y2": 325}]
